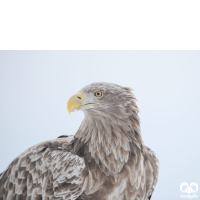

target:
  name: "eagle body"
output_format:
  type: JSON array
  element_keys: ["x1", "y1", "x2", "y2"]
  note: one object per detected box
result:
[{"x1": 0, "y1": 82, "x2": 159, "y2": 200}]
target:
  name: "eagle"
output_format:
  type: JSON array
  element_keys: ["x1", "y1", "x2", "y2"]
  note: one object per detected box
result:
[{"x1": 0, "y1": 82, "x2": 159, "y2": 200}]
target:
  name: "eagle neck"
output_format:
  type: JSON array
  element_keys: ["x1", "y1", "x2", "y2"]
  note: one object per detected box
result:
[
  {"x1": 73, "y1": 109, "x2": 143, "y2": 177},
  {"x1": 75, "y1": 108, "x2": 143, "y2": 154}
]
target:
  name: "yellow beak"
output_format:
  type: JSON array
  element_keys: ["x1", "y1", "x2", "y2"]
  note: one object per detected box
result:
[{"x1": 67, "y1": 92, "x2": 83, "y2": 114}]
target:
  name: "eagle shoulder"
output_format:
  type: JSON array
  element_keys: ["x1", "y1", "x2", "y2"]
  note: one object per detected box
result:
[{"x1": 0, "y1": 136, "x2": 85, "y2": 200}]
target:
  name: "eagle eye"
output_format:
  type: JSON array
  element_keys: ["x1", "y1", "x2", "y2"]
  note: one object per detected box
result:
[{"x1": 94, "y1": 91, "x2": 103, "y2": 98}]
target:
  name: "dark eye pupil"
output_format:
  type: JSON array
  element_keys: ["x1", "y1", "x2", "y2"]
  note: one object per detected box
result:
[{"x1": 94, "y1": 91, "x2": 102, "y2": 97}]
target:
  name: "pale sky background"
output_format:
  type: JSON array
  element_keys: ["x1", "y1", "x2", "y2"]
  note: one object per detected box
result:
[{"x1": 0, "y1": 51, "x2": 200, "y2": 200}]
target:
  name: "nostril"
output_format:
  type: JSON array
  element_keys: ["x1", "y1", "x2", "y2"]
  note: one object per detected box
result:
[{"x1": 77, "y1": 96, "x2": 81, "y2": 99}]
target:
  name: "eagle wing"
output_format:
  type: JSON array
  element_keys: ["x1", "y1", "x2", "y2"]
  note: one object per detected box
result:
[
  {"x1": 0, "y1": 136, "x2": 85, "y2": 200},
  {"x1": 144, "y1": 146, "x2": 159, "y2": 199}
]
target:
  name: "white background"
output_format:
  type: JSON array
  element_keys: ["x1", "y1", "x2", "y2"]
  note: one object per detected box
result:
[{"x1": 0, "y1": 51, "x2": 200, "y2": 200}]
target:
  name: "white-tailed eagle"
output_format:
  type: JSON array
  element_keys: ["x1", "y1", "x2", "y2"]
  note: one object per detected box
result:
[{"x1": 0, "y1": 82, "x2": 159, "y2": 200}]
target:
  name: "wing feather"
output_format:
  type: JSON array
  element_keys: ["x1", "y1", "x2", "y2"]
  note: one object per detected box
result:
[{"x1": 0, "y1": 136, "x2": 85, "y2": 200}]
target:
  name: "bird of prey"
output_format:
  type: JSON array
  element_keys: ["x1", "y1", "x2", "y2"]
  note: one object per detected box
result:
[{"x1": 0, "y1": 82, "x2": 159, "y2": 200}]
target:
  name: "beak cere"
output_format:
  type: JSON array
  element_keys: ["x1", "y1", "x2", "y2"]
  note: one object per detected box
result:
[{"x1": 67, "y1": 92, "x2": 83, "y2": 114}]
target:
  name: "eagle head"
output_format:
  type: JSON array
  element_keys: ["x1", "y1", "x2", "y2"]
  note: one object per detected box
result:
[{"x1": 67, "y1": 82, "x2": 137, "y2": 116}]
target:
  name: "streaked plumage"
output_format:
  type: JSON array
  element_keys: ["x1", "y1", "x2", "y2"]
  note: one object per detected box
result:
[{"x1": 0, "y1": 82, "x2": 159, "y2": 200}]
